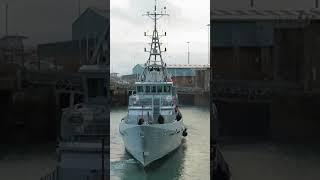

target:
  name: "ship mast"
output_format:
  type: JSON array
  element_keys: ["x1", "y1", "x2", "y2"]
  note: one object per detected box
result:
[{"x1": 143, "y1": 0, "x2": 168, "y2": 67}]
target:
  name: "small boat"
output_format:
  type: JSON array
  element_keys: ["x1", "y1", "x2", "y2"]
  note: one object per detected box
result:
[
  {"x1": 119, "y1": 1, "x2": 187, "y2": 167},
  {"x1": 56, "y1": 65, "x2": 109, "y2": 180}
]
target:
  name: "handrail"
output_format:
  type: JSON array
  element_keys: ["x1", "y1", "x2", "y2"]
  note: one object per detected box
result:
[{"x1": 40, "y1": 168, "x2": 58, "y2": 180}]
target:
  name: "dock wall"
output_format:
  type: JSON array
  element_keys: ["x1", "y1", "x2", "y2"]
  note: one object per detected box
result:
[{"x1": 215, "y1": 94, "x2": 320, "y2": 140}]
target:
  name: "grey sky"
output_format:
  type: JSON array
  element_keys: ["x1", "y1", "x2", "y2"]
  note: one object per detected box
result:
[
  {"x1": 0, "y1": 0, "x2": 317, "y2": 74},
  {"x1": 111, "y1": 0, "x2": 210, "y2": 75},
  {"x1": 0, "y1": 0, "x2": 108, "y2": 46},
  {"x1": 0, "y1": 0, "x2": 316, "y2": 46}
]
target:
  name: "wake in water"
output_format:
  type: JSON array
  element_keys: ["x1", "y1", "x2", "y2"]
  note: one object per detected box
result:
[
  {"x1": 111, "y1": 158, "x2": 138, "y2": 171},
  {"x1": 110, "y1": 107, "x2": 210, "y2": 180}
]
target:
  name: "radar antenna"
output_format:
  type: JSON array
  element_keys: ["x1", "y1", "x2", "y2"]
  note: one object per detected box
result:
[{"x1": 143, "y1": 0, "x2": 168, "y2": 67}]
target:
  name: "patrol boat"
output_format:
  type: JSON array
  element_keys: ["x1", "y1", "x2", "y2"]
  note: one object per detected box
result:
[{"x1": 119, "y1": 2, "x2": 187, "y2": 167}]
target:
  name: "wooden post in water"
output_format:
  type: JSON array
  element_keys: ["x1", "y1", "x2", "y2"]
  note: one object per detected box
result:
[
  {"x1": 101, "y1": 138, "x2": 105, "y2": 180},
  {"x1": 6, "y1": 3, "x2": 8, "y2": 36}
]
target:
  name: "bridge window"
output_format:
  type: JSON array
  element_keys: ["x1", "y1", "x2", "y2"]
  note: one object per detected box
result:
[
  {"x1": 146, "y1": 86, "x2": 150, "y2": 93},
  {"x1": 157, "y1": 86, "x2": 163, "y2": 93},
  {"x1": 137, "y1": 86, "x2": 143, "y2": 93},
  {"x1": 164, "y1": 85, "x2": 171, "y2": 93},
  {"x1": 152, "y1": 86, "x2": 156, "y2": 93}
]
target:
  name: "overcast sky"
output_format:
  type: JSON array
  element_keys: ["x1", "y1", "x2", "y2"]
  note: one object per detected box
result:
[
  {"x1": 0, "y1": 0, "x2": 316, "y2": 44},
  {"x1": 0, "y1": 0, "x2": 318, "y2": 74},
  {"x1": 111, "y1": 0, "x2": 210, "y2": 75},
  {"x1": 0, "y1": 0, "x2": 108, "y2": 46}
]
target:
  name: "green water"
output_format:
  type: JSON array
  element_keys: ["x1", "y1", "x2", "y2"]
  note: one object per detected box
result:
[{"x1": 110, "y1": 106, "x2": 210, "y2": 180}]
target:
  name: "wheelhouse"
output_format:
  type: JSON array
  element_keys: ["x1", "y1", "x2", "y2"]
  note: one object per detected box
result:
[
  {"x1": 128, "y1": 82, "x2": 177, "y2": 108},
  {"x1": 135, "y1": 82, "x2": 174, "y2": 95}
]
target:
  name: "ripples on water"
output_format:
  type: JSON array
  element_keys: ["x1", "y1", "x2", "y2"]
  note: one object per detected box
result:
[
  {"x1": 110, "y1": 107, "x2": 210, "y2": 180},
  {"x1": 221, "y1": 142, "x2": 320, "y2": 180}
]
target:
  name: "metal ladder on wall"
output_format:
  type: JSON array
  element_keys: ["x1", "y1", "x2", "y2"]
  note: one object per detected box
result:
[{"x1": 153, "y1": 97, "x2": 160, "y2": 121}]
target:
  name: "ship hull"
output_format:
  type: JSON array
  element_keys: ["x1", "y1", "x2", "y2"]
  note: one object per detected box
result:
[{"x1": 119, "y1": 120, "x2": 184, "y2": 167}]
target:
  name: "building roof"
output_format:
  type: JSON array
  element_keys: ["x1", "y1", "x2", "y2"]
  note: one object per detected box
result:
[
  {"x1": 73, "y1": 7, "x2": 109, "y2": 26},
  {"x1": 136, "y1": 64, "x2": 210, "y2": 69},
  {"x1": 90, "y1": 7, "x2": 109, "y2": 19},
  {"x1": 0, "y1": 35, "x2": 28, "y2": 40},
  {"x1": 212, "y1": 9, "x2": 320, "y2": 20},
  {"x1": 167, "y1": 64, "x2": 210, "y2": 69}
]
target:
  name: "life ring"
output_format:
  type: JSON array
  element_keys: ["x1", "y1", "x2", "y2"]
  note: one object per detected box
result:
[
  {"x1": 158, "y1": 115, "x2": 164, "y2": 124},
  {"x1": 138, "y1": 118, "x2": 144, "y2": 125}
]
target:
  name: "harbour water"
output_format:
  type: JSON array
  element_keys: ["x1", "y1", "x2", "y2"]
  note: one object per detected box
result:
[
  {"x1": 221, "y1": 141, "x2": 320, "y2": 180},
  {"x1": 110, "y1": 106, "x2": 210, "y2": 180},
  {"x1": 0, "y1": 143, "x2": 56, "y2": 180}
]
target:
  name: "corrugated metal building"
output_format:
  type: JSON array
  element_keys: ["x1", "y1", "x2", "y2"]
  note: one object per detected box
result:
[
  {"x1": 213, "y1": 22, "x2": 274, "y2": 47},
  {"x1": 212, "y1": 9, "x2": 320, "y2": 87},
  {"x1": 213, "y1": 21, "x2": 274, "y2": 81},
  {"x1": 212, "y1": 9, "x2": 320, "y2": 138}
]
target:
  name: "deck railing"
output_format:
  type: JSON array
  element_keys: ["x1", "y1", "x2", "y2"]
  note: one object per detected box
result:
[{"x1": 40, "y1": 168, "x2": 58, "y2": 180}]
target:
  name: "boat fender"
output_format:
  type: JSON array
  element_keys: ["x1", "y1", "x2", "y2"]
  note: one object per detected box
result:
[
  {"x1": 176, "y1": 113, "x2": 182, "y2": 121},
  {"x1": 138, "y1": 118, "x2": 144, "y2": 125},
  {"x1": 158, "y1": 115, "x2": 165, "y2": 124},
  {"x1": 183, "y1": 128, "x2": 188, "y2": 137}
]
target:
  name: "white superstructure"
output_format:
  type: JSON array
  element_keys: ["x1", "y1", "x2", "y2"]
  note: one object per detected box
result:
[{"x1": 119, "y1": 1, "x2": 187, "y2": 167}]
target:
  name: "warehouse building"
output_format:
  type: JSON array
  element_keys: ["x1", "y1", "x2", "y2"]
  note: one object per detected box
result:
[
  {"x1": 212, "y1": 9, "x2": 320, "y2": 139},
  {"x1": 38, "y1": 7, "x2": 109, "y2": 72}
]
